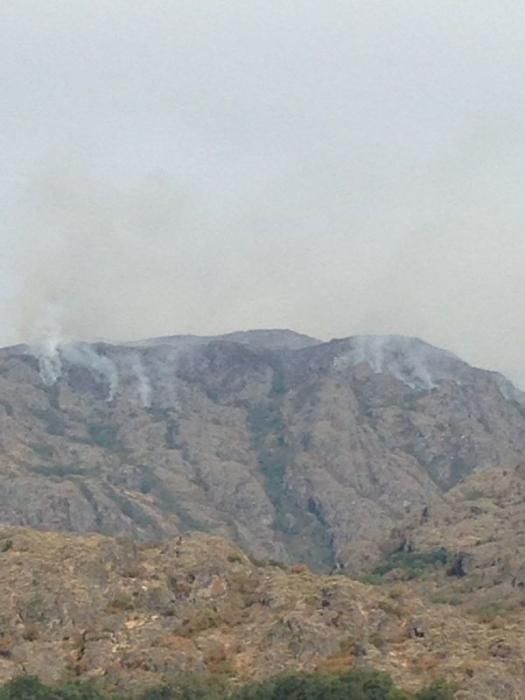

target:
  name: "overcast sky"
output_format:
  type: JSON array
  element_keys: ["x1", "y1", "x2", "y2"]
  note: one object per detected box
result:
[{"x1": 2, "y1": 1, "x2": 525, "y2": 383}]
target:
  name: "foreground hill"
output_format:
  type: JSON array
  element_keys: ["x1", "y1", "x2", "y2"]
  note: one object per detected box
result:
[
  {"x1": 387, "y1": 462, "x2": 525, "y2": 609},
  {"x1": 0, "y1": 331, "x2": 524, "y2": 571},
  {"x1": 0, "y1": 526, "x2": 523, "y2": 699}
]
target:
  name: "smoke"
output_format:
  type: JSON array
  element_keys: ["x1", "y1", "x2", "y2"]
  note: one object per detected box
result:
[
  {"x1": 2, "y1": 1, "x2": 525, "y2": 386},
  {"x1": 34, "y1": 337, "x2": 119, "y2": 401},
  {"x1": 333, "y1": 336, "x2": 457, "y2": 390},
  {"x1": 14, "y1": 172, "x2": 188, "y2": 345},
  {"x1": 35, "y1": 337, "x2": 156, "y2": 407},
  {"x1": 7, "y1": 151, "x2": 525, "y2": 391},
  {"x1": 34, "y1": 302, "x2": 64, "y2": 386},
  {"x1": 129, "y1": 353, "x2": 152, "y2": 408},
  {"x1": 9, "y1": 166, "x2": 295, "y2": 349},
  {"x1": 61, "y1": 344, "x2": 119, "y2": 402}
]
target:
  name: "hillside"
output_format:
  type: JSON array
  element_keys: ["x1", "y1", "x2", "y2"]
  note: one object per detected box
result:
[
  {"x1": 0, "y1": 526, "x2": 522, "y2": 699},
  {"x1": 386, "y1": 462, "x2": 525, "y2": 609},
  {"x1": 0, "y1": 330, "x2": 524, "y2": 572}
]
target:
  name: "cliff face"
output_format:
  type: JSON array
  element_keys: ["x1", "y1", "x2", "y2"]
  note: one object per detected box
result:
[{"x1": 0, "y1": 330, "x2": 524, "y2": 571}]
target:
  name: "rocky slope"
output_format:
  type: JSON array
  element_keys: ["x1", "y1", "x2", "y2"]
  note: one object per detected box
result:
[
  {"x1": 0, "y1": 330, "x2": 524, "y2": 571},
  {"x1": 0, "y1": 526, "x2": 523, "y2": 699},
  {"x1": 357, "y1": 463, "x2": 525, "y2": 699},
  {"x1": 389, "y1": 462, "x2": 525, "y2": 607}
]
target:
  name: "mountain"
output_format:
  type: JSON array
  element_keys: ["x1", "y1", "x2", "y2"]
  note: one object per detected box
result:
[
  {"x1": 0, "y1": 330, "x2": 524, "y2": 572},
  {"x1": 126, "y1": 329, "x2": 321, "y2": 351}
]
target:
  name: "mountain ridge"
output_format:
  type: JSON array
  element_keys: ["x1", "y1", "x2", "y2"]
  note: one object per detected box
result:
[{"x1": 0, "y1": 329, "x2": 523, "y2": 573}]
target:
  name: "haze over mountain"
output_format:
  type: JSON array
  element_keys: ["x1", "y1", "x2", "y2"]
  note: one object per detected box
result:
[{"x1": 3, "y1": 2, "x2": 525, "y2": 386}]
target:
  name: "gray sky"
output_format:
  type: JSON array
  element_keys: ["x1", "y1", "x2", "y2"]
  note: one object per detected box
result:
[{"x1": 2, "y1": 1, "x2": 525, "y2": 383}]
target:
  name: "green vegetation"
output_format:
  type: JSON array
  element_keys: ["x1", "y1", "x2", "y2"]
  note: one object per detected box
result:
[
  {"x1": 359, "y1": 574, "x2": 387, "y2": 586},
  {"x1": 470, "y1": 602, "x2": 508, "y2": 623},
  {"x1": 104, "y1": 486, "x2": 160, "y2": 532},
  {"x1": 174, "y1": 507, "x2": 214, "y2": 534},
  {"x1": 414, "y1": 681, "x2": 457, "y2": 700},
  {"x1": 31, "y1": 407, "x2": 66, "y2": 436},
  {"x1": 233, "y1": 670, "x2": 406, "y2": 700},
  {"x1": 429, "y1": 593, "x2": 463, "y2": 606},
  {"x1": 33, "y1": 464, "x2": 88, "y2": 478},
  {"x1": 248, "y1": 401, "x2": 334, "y2": 570},
  {"x1": 30, "y1": 444, "x2": 55, "y2": 461},
  {"x1": 140, "y1": 674, "x2": 225, "y2": 700},
  {"x1": 0, "y1": 671, "x2": 455, "y2": 700},
  {"x1": 107, "y1": 593, "x2": 135, "y2": 612},
  {"x1": 165, "y1": 418, "x2": 180, "y2": 449},
  {"x1": 0, "y1": 676, "x2": 107, "y2": 700},
  {"x1": 248, "y1": 401, "x2": 292, "y2": 520},
  {"x1": 248, "y1": 402, "x2": 285, "y2": 451},
  {"x1": 269, "y1": 364, "x2": 288, "y2": 396},
  {"x1": 372, "y1": 548, "x2": 450, "y2": 580},
  {"x1": 88, "y1": 424, "x2": 119, "y2": 450}
]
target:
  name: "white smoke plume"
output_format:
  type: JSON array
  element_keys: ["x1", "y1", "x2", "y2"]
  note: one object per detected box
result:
[
  {"x1": 129, "y1": 353, "x2": 152, "y2": 408},
  {"x1": 333, "y1": 336, "x2": 461, "y2": 390},
  {"x1": 60, "y1": 343, "x2": 119, "y2": 402},
  {"x1": 30, "y1": 303, "x2": 119, "y2": 401},
  {"x1": 33, "y1": 302, "x2": 64, "y2": 386},
  {"x1": 24, "y1": 291, "x2": 119, "y2": 400}
]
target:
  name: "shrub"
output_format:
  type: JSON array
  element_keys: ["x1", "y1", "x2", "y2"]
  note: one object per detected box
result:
[
  {"x1": 88, "y1": 424, "x2": 119, "y2": 450},
  {"x1": 0, "y1": 676, "x2": 105, "y2": 699},
  {"x1": 232, "y1": 670, "x2": 408, "y2": 700},
  {"x1": 415, "y1": 680, "x2": 456, "y2": 700},
  {"x1": 369, "y1": 632, "x2": 387, "y2": 649},
  {"x1": 139, "y1": 674, "x2": 225, "y2": 700},
  {"x1": 247, "y1": 403, "x2": 284, "y2": 450},
  {"x1": 0, "y1": 670, "x2": 455, "y2": 700},
  {"x1": 33, "y1": 464, "x2": 86, "y2": 477},
  {"x1": 108, "y1": 593, "x2": 134, "y2": 612},
  {"x1": 471, "y1": 602, "x2": 507, "y2": 623},
  {"x1": 0, "y1": 676, "x2": 50, "y2": 699},
  {"x1": 372, "y1": 549, "x2": 450, "y2": 580},
  {"x1": 270, "y1": 367, "x2": 287, "y2": 396},
  {"x1": 0, "y1": 539, "x2": 13, "y2": 553},
  {"x1": 30, "y1": 444, "x2": 54, "y2": 461}
]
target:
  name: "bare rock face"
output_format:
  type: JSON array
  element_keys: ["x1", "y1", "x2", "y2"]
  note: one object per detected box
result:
[{"x1": 0, "y1": 330, "x2": 524, "y2": 572}]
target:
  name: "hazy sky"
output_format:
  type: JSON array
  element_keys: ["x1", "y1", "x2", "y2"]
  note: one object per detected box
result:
[{"x1": 2, "y1": 1, "x2": 525, "y2": 383}]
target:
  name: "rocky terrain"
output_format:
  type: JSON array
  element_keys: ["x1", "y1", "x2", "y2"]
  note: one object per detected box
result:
[
  {"x1": 1, "y1": 330, "x2": 525, "y2": 697},
  {"x1": 391, "y1": 462, "x2": 525, "y2": 608},
  {"x1": 0, "y1": 330, "x2": 524, "y2": 572},
  {"x1": 0, "y1": 522, "x2": 523, "y2": 699}
]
